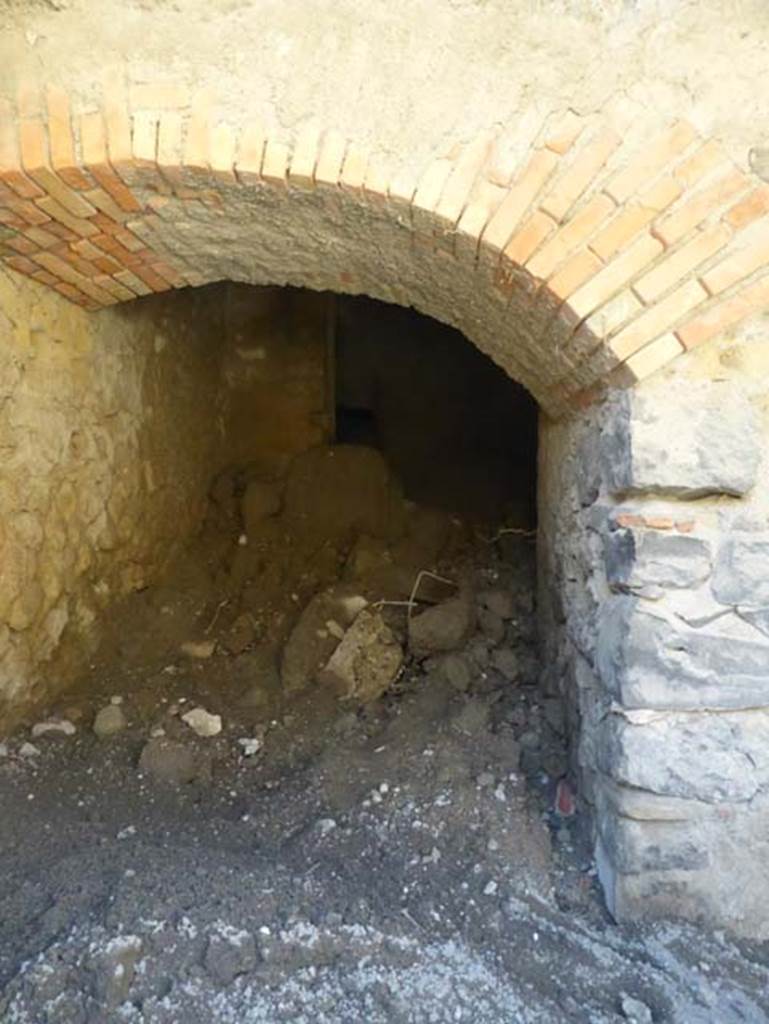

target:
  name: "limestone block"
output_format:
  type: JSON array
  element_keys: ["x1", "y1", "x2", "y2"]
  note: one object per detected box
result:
[
  {"x1": 597, "y1": 595, "x2": 769, "y2": 710},
  {"x1": 596, "y1": 811, "x2": 710, "y2": 874},
  {"x1": 597, "y1": 706, "x2": 769, "y2": 803},
  {"x1": 604, "y1": 526, "x2": 711, "y2": 592},
  {"x1": 712, "y1": 532, "x2": 769, "y2": 608},
  {"x1": 602, "y1": 381, "x2": 760, "y2": 497}
]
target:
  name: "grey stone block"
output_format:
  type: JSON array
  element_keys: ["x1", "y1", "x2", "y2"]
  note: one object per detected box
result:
[
  {"x1": 602, "y1": 381, "x2": 760, "y2": 498},
  {"x1": 597, "y1": 707, "x2": 769, "y2": 803},
  {"x1": 604, "y1": 527, "x2": 711, "y2": 592},
  {"x1": 596, "y1": 811, "x2": 710, "y2": 873},
  {"x1": 712, "y1": 533, "x2": 769, "y2": 608},
  {"x1": 598, "y1": 596, "x2": 769, "y2": 710}
]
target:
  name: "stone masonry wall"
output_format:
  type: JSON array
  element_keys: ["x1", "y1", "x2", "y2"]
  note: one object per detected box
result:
[
  {"x1": 539, "y1": 312, "x2": 769, "y2": 939},
  {"x1": 0, "y1": 275, "x2": 330, "y2": 731}
]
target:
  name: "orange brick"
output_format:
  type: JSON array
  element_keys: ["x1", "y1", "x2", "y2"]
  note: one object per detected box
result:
[
  {"x1": 615, "y1": 513, "x2": 646, "y2": 529},
  {"x1": 20, "y1": 119, "x2": 98, "y2": 219},
  {"x1": 102, "y1": 68, "x2": 134, "y2": 181},
  {"x1": 362, "y1": 156, "x2": 390, "y2": 205},
  {"x1": 31, "y1": 250, "x2": 116, "y2": 303},
  {"x1": 634, "y1": 223, "x2": 731, "y2": 303},
  {"x1": 83, "y1": 187, "x2": 130, "y2": 224},
  {"x1": 610, "y1": 277, "x2": 708, "y2": 361},
  {"x1": 44, "y1": 220, "x2": 78, "y2": 242},
  {"x1": 655, "y1": 167, "x2": 748, "y2": 246},
  {"x1": 261, "y1": 139, "x2": 289, "y2": 186},
  {"x1": 540, "y1": 127, "x2": 621, "y2": 221},
  {"x1": 146, "y1": 258, "x2": 186, "y2": 288},
  {"x1": 543, "y1": 110, "x2": 585, "y2": 156},
  {"x1": 622, "y1": 332, "x2": 685, "y2": 381},
  {"x1": 547, "y1": 248, "x2": 603, "y2": 302},
  {"x1": 183, "y1": 90, "x2": 212, "y2": 178},
  {"x1": 234, "y1": 122, "x2": 265, "y2": 185},
  {"x1": 93, "y1": 254, "x2": 122, "y2": 275},
  {"x1": 5, "y1": 254, "x2": 39, "y2": 277},
  {"x1": 288, "y1": 124, "x2": 321, "y2": 188},
  {"x1": 673, "y1": 139, "x2": 724, "y2": 188},
  {"x1": 605, "y1": 121, "x2": 697, "y2": 203},
  {"x1": 482, "y1": 148, "x2": 559, "y2": 254},
  {"x1": 131, "y1": 263, "x2": 172, "y2": 293},
  {"x1": 157, "y1": 111, "x2": 185, "y2": 186},
  {"x1": 46, "y1": 86, "x2": 93, "y2": 191},
  {"x1": 23, "y1": 225, "x2": 58, "y2": 248},
  {"x1": 413, "y1": 158, "x2": 452, "y2": 217},
  {"x1": 725, "y1": 185, "x2": 769, "y2": 231},
  {"x1": 0, "y1": 99, "x2": 43, "y2": 199},
  {"x1": 701, "y1": 220, "x2": 769, "y2": 295},
  {"x1": 643, "y1": 514, "x2": 676, "y2": 530},
  {"x1": 4, "y1": 234, "x2": 37, "y2": 255},
  {"x1": 79, "y1": 112, "x2": 143, "y2": 213},
  {"x1": 31, "y1": 268, "x2": 59, "y2": 287},
  {"x1": 434, "y1": 130, "x2": 494, "y2": 225},
  {"x1": 528, "y1": 192, "x2": 614, "y2": 279},
  {"x1": 92, "y1": 273, "x2": 136, "y2": 301},
  {"x1": 504, "y1": 209, "x2": 556, "y2": 264},
  {"x1": 676, "y1": 520, "x2": 696, "y2": 534},
  {"x1": 1, "y1": 193, "x2": 52, "y2": 226},
  {"x1": 114, "y1": 267, "x2": 152, "y2": 295},
  {"x1": 568, "y1": 233, "x2": 663, "y2": 323},
  {"x1": 590, "y1": 176, "x2": 683, "y2": 260},
  {"x1": 209, "y1": 122, "x2": 236, "y2": 183},
  {"x1": 339, "y1": 142, "x2": 368, "y2": 193},
  {"x1": 313, "y1": 130, "x2": 346, "y2": 189},
  {"x1": 34, "y1": 195, "x2": 98, "y2": 238}
]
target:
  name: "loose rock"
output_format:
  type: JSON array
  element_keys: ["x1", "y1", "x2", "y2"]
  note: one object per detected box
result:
[
  {"x1": 491, "y1": 648, "x2": 519, "y2": 682},
  {"x1": 204, "y1": 925, "x2": 257, "y2": 986},
  {"x1": 319, "y1": 607, "x2": 403, "y2": 702},
  {"x1": 181, "y1": 640, "x2": 216, "y2": 659},
  {"x1": 181, "y1": 707, "x2": 222, "y2": 737},
  {"x1": 93, "y1": 704, "x2": 127, "y2": 738},
  {"x1": 138, "y1": 738, "x2": 201, "y2": 785},
  {"x1": 31, "y1": 718, "x2": 76, "y2": 739},
  {"x1": 408, "y1": 594, "x2": 475, "y2": 657}
]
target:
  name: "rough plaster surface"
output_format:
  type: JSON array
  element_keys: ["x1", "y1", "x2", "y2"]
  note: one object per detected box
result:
[{"x1": 2, "y1": 0, "x2": 769, "y2": 172}]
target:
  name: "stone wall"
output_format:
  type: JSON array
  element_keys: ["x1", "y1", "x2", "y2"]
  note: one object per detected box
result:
[
  {"x1": 539, "y1": 313, "x2": 769, "y2": 939},
  {"x1": 0, "y1": 275, "x2": 329, "y2": 730}
]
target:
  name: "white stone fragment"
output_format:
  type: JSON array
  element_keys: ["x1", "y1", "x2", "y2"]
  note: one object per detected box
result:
[
  {"x1": 180, "y1": 640, "x2": 216, "y2": 659},
  {"x1": 182, "y1": 707, "x2": 222, "y2": 737},
  {"x1": 238, "y1": 737, "x2": 262, "y2": 757},
  {"x1": 31, "y1": 718, "x2": 76, "y2": 738}
]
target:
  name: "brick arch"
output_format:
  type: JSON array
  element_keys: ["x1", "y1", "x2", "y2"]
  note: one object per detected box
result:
[{"x1": 2, "y1": 78, "x2": 769, "y2": 416}]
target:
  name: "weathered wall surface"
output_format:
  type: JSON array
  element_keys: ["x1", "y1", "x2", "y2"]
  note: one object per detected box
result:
[
  {"x1": 0, "y1": 276, "x2": 329, "y2": 730},
  {"x1": 0, "y1": 270, "x2": 228, "y2": 726},
  {"x1": 539, "y1": 310, "x2": 769, "y2": 939}
]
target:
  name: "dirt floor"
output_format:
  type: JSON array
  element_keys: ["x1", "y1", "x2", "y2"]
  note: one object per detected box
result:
[{"x1": 1, "y1": 446, "x2": 768, "y2": 1023}]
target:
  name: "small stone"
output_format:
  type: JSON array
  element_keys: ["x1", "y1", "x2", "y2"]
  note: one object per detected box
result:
[
  {"x1": 0, "y1": 741, "x2": 8, "y2": 757},
  {"x1": 93, "y1": 704, "x2": 127, "y2": 739},
  {"x1": 317, "y1": 818, "x2": 337, "y2": 836},
  {"x1": 478, "y1": 608, "x2": 505, "y2": 645},
  {"x1": 90, "y1": 935, "x2": 142, "y2": 1009},
  {"x1": 620, "y1": 994, "x2": 653, "y2": 1023},
  {"x1": 408, "y1": 594, "x2": 475, "y2": 657},
  {"x1": 31, "y1": 718, "x2": 76, "y2": 739},
  {"x1": 491, "y1": 648, "x2": 519, "y2": 682},
  {"x1": 110, "y1": 695, "x2": 123, "y2": 706},
  {"x1": 138, "y1": 738, "x2": 200, "y2": 785},
  {"x1": 319, "y1": 607, "x2": 403, "y2": 702},
  {"x1": 181, "y1": 707, "x2": 222, "y2": 737},
  {"x1": 19, "y1": 742, "x2": 39, "y2": 758},
  {"x1": 477, "y1": 771, "x2": 495, "y2": 788},
  {"x1": 223, "y1": 613, "x2": 256, "y2": 656},
  {"x1": 483, "y1": 880, "x2": 498, "y2": 896},
  {"x1": 439, "y1": 652, "x2": 473, "y2": 691},
  {"x1": 180, "y1": 640, "x2": 216, "y2": 659},
  {"x1": 238, "y1": 737, "x2": 262, "y2": 757},
  {"x1": 555, "y1": 777, "x2": 576, "y2": 816},
  {"x1": 204, "y1": 926, "x2": 257, "y2": 986}
]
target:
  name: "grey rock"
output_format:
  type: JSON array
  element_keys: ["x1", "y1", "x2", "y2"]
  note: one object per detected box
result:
[
  {"x1": 620, "y1": 994, "x2": 653, "y2": 1024},
  {"x1": 491, "y1": 648, "x2": 519, "y2": 682},
  {"x1": 597, "y1": 595, "x2": 769, "y2": 710},
  {"x1": 478, "y1": 608, "x2": 505, "y2": 645},
  {"x1": 597, "y1": 812, "x2": 710, "y2": 874},
  {"x1": 603, "y1": 381, "x2": 760, "y2": 498},
  {"x1": 204, "y1": 927, "x2": 257, "y2": 986},
  {"x1": 597, "y1": 708, "x2": 769, "y2": 803},
  {"x1": 89, "y1": 935, "x2": 142, "y2": 1008},
  {"x1": 93, "y1": 704, "x2": 127, "y2": 739},
  {"x1": 438, "y1": 652, "x2": 473, "y2": 691},
  {"x1": 281, "y1": 586, "x2": 367, "y2": 693},
  {"x1": 605, "y1": 527, "x2": 711, "y2": 592},
  {"x1": 749, "y1": 146, "x2": 769, "y2": 181},
  {"x1": 138, "y1": 738, "x2": 202, "y2": 785},
  {"x1": 712, "y1": 533, "x2": 769, "y2": 608},
  {"x1": 409, "y1": 593, "x2": 475, "y2": 656}
]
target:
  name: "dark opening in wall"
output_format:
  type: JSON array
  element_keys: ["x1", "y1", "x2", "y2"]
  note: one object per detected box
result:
[{"x1": 334, "y1": 296, "x2": 538, "y2": 527}]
